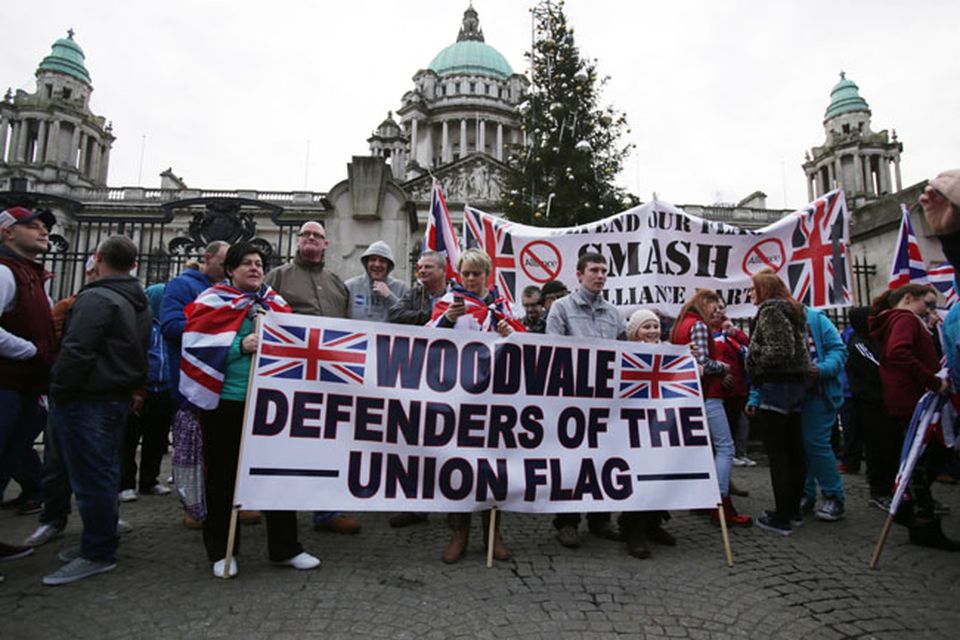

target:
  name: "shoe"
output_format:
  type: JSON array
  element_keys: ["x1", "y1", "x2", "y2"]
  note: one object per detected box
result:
[
  {"x1": 274, "y1": 551, "x2": 321, "y2": 570},
  {"x1": 869, "y1": 495, "x2": 892, "y2": 512},
  {"x1": 24, "y1": 523, "x2": 64, "y2": 547},
  {"x1": 588, "y1": 520, "x2": 621, "y2": 541},
  {"x1": 43, "y1": 557, "x2": 117, "y2": 586},
  {"x1": 0, "y1": 542, "x2": 34, "y2": 561},
  {"x1": 908, "y1": 520, "x2": 960, "y2": 551},
  {"x1": 729, "y1": 480, "x2": 750, "y2": 497},
  {"x1": 799, "y1": 494, "x2": 816, "y2": 515},
  {"x1": 556, "y1": 525, "x2": 581, "y2": 549},
  {"x1": 117, "y1": 519, "x2": 133, "y2": 534},
  {"x1": 756, "y1": 512, "x2": 792, "y2": 536},
  {"x1": 789, "y1": 513, "x2": 804, "y2": 528},
  {"x1": 118, "y1": 489, "x2": 137, "y2": 503},
  {"x1": 238, "y1": 510, "x2": 262, "y2": 525},
  {"x1": 442, "y1": 529, "x2": 469, "y2": 564},
  {"x1": 212, "y1": 557, "x2": 238, "y2": 579},
  {"x1": 1, "y1": 493, "x2": 27, "y2": 509},
  {"x1": 713, "y1": 496, "x2": 753, "y2": 527},
  {"x1": 816, "y1": 497, "x2": 845, "y2": 522},
  {"x1": 314, "y1": 515, "x2": 360, "y2": 534},
  {"x1": 142, "y1": 484, "x2": 171, "y2": 496},
  {"x1": 933, "y1": 500, "x2": 950, "y2": 516},
  {"x1": 837, "y1": 462, "x2": 859, "y2": 474},
  {"x1": 389, "y1": 512, "x2": 428, "y2": 528},
  {"x1": 731, "y1": 456, "x2": 748, "y2": 467},
  {"x1": 645, "y1": 523, "x2": 677, "y2": 546},
  {"x1": 935, "y1": 473, "x2": 958, "y2": 485},
  {"x1": 166, "y1": 475, "x2": 174, "y2": 485},
  {"x1": 625, "y1": 531, "x2": 651, "y2": 559},
  {"x1": 58, "y1": 545, "x2": 81, "y2": 564},
  {"x1": 183, "y1": 512, "x2": 204, "y2": 530},
  {"x1": 17, "y1": 499, "x2": 43, "y2": 516}
]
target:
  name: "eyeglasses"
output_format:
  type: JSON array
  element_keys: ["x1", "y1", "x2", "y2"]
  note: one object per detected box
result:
[{"x1": 299, "y1": 231, "x2": 325, "y2": 239}]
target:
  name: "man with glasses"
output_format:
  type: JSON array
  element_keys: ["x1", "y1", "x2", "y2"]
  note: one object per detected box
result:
[
  {"x1": 264, "y1": 221, "x2": 360, "y2": 535},
  {"x1": 520, "y1": 285, "x2": 546, "y2": 334}
]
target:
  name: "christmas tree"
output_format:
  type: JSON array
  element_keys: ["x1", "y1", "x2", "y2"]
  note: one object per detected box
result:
[{"x1": 501, "y1": 0, "x2": 635, "y2": 227}]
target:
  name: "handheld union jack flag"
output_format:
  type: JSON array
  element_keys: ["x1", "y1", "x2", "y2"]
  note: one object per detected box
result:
[
  {"x1": 258, "y1": 321, "x2": 367, "y2": 384},
  {"x1": 787, "y1": 189, "x2": 851, "y2": 308},
  {"x1": 620, "y1": 352, "x2": 700, "y2": 400},
  {"x1": 463, "y1": 206, "x2": 517, "y2": 304},
  {"x1": 888, "y1": 204, "x2": 930, "y2": 289},
  {"x1": 928, "y1": 263, "x2": 957, "y2": 309},
  {"x1": 424, "y1": 180, "x2": 461, "y2": 282}
]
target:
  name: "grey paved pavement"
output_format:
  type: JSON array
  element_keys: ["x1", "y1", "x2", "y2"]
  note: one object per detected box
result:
[{"x1": 1, "y1": 456, "x2": 958, "y2": 639}]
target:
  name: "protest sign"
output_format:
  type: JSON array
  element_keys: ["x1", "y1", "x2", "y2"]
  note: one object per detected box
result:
[
  {"x1": 234, "y1": 312, "x2": 721, "y2": 514},
  {"x1": 462, "y1": 189, "x2": 851, "y2": 318}
]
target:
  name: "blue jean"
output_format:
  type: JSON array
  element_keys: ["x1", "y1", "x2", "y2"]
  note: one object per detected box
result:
[
  {"x1": 704, "y1": 398, "x2": 734, "y2": 497},
  {"x1": 38, "y1": 416, "x2": 73, "y2": 529},
  {"x1": 0, "y1": 389, "x2": 44, "y2": 501},
  {"x1": 801, "y1": 396, "x2": 845, "y2": 502},
  {"x1": 51, "y1": 399, "x2": 129, "y2": 563}
]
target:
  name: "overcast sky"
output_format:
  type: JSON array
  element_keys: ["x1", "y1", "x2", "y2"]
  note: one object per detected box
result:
[{"x1": 3, "y1": 1, "x2": 958, "y2": 209}]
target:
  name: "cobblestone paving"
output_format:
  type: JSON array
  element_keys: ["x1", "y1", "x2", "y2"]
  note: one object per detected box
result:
[{"x1": 1, "y1": 458, "x2": 958, "y2": 639}]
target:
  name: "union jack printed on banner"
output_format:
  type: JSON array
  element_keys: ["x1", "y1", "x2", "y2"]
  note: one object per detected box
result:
[
  {"x1": 888, "y1": 204, "x2": 929, "y2": 289},
  {"x1": 463, "y1": 206, "x2": 517, "y2": 304},
  {"x1": 928, "y1": 263, "x2": 958, "y2": 309},
  {"x1": 424, "y1": 180, "x2": 461, "y2": 281},
  {"x1": 620, "y1": 352, "x2": 700, "y2": 400},
  {"x1": 786, "y1": 189, "x2": 852, "y2": 308},
  {"x1": 258, "y1": 322, "x2": 367, "y2": 384}
]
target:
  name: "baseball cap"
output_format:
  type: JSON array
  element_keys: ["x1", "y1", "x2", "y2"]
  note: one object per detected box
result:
[
  {"x1": 930, "y1": 170, "x2": 960, "y2": 208},
  {"x1": 0, "y1": 206, "x2": 56, "y2": 230}
]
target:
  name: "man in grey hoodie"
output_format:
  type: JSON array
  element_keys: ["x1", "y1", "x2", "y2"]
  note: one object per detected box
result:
[
  {"x1": 345, "y1": 241, "x2": 409, "y2": 322},
  {"x1": 42, "y1": 236, "x2": 151, "y2": 586}
]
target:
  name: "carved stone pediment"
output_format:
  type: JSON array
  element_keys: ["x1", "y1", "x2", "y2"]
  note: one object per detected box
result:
[{"x1": 405, "y1": 155, "x2": 510, "y2": 206}]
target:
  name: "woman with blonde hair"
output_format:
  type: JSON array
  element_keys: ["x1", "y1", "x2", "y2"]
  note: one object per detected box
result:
[{"x1": 671, "y1": 290, "x2": 752, "y2": 527}]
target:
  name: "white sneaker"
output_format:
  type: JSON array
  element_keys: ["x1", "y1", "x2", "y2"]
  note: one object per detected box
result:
[
  {"x1": 143, "y1": 484, "x2": 171, "y2": 496},
  {"x1": 212, "y1": 557, "x2": 238, "y2": 579},
  {"x1": 273, "y1": 551, "x2": 321, "y2": 571},
  {"x1": 117, "y1": 519, "x2": 133, "y2": 534},
  {"x1": 731, "y1": 456, "x2": 747, "y2": 467},
  {"x1": 24, "y1": 523, "x2": 64, "y2": 547},
  {"x1": 119, "y1": 489, "x2": 138, "y2": 502}
]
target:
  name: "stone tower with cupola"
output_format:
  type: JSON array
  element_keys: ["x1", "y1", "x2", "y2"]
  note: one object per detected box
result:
[
  {"x1": 803, "y1": 72, "x2": 903, "y2": 208},
  {"x1": 0, "y1": 30, "x2": 115, "y2": 191}
]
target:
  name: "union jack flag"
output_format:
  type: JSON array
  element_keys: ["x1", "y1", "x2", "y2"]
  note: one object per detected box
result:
[
  {"x1": 786, "y1": 189, "x2": 851, "y2": 308},
  {"x1": 258, "y1": 321, "x2": 367, "y2": 384},
  {"x1": 463, "y1": 206, "x2": 517, "y2": 304},
  {"x1": 888, "y1": 204, "x2": 929, "y2": 289},
  {"x1": 424, "y1": 180, "x2": 461, "y2": 282},
  {"x1": 620, "y1": 352, "x2": 700, "y2": 400},
  {"x1": 928, "y1": 263, "x2": 958, "y2": 309}
]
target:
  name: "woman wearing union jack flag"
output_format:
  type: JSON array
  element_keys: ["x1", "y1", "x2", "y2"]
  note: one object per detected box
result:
[
  {"x1": 182, "y1": 242, "x2": 322, "y2": 578},
  {"x1": 429, "y1": 248, "x2": 523, "y2": 563}
]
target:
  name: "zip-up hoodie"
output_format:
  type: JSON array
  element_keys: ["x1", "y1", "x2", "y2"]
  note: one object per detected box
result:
[
  {"x1": 869, "y1": 308, "x2": 941, "y2": 418},
  {"x1": 50, "y1": 275, "x2": 151, "y2": 403}
]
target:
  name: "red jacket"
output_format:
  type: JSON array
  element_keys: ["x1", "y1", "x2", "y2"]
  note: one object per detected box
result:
[
  {"x1": 869, "y1": 308, "x2": 940, "y2": 418},
  {"x1": 673, "y1": 312, "x2": 724, "y2": 399},
  {"x1": 712, "y1": 327, "x2": 749, "y2": 398}
]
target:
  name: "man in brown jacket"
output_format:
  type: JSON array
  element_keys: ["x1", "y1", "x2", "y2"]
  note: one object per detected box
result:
[{"x1": 264, "y1": 221, "x2": 360, "y2": 534}]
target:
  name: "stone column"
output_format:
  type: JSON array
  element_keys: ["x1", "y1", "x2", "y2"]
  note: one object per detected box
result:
[
  {"x1": 864, "y1": 155, "x2": 876, "y2": 196},
  {"x1": 894, "y1": 154, "x2": 902, "y2": 191},
  {"x1": 0, "y1": 116, "x2": 8, "y2": 162},
  {"x1": 410, "y1": 118, "x2": 419, "y2": 165},
  {"x1": 70, "y1": 125, "x2": 80, "y2": 169},
  {"x1": 496, "y1": 123, "x2": 504, "y2": 161},
  {"x1": 78, "y1": 131, "x2": 88, "y2": 174},
  {"x1": 806, "y1": 172, "x2": 814, "y2": 201},
  {"x1": 90, "y1": 143, "x2": 102, "y2": 183},
  {"x1": 46, "y1": 120, "x2": 61, "y2": 163},
  {"x1": 459, "y1": 119, "x2": 467, "y2": 160},
  {"x1": 853, "y1": 154, "x2": 864, "y2": 195},
  {"x1": 15, "y1": 119, "x2": 30, "y2": 163},
  {"x1": 99, "y1": 144, "x2": 111, "y2": 183},
  {"x1": 478, "y1": 119, "x2": 486, "y2": 154},
  {"x1": 35, "y1": 119, "x2": 47, "y2": 164},
  {"x1": 878, "y1": 156, "x2": 890, "y2": 195},
  {"x1": 441, "y1": 120, "x2": 450, "y2": 164}
]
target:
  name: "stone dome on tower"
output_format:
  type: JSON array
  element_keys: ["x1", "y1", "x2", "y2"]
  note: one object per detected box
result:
[
  {"x1": 37, "y1": 29, "x2": 92, "y2": 85},
  {"x1": 824, "y1": 71, "x2": 869, "y2": 121},
  {"x1": 427, "y1": 5, "x2": 513, "y2": 80}
]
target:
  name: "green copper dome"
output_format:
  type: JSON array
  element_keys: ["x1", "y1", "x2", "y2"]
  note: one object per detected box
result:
[
  {"x1": 429, "y1": 40, "x2": 513, "y2": 79},
  {"x1": 824, "y1": 72, "x2": 869, "y2": 120},
  {"x1": 37, "y1": 30, "x2": 91, "y2": 85}
]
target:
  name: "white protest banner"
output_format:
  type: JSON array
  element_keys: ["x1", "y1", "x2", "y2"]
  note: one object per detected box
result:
[
  {"x1": 235, "y1": 312, "x2": 720, "y2": 513},
  {"x1": 463, "y1": 189, "x2": 852, "y2": 318}
]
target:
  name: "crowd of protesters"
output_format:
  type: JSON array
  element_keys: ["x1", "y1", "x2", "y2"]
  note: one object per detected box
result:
[{"x1": 1, "y1": 170, "x2": 959, "y2": 585}]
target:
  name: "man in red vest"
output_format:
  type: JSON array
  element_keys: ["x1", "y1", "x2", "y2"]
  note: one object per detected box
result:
[{"x1": 0, "y1": 205, "x2": 57, "y2": 574}]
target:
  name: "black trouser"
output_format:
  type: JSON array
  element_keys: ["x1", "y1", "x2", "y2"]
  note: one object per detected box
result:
[
  {"x1": 200, "y1": 400, "x2": 302, "y2": 563},
  {"x1": 121, "y1": 392, "x2": 172, "y2": 492},
  {"x1": 618, "y1": 511, "x2": 666, "y2": 537},
  {"x1": 864, "y1": 408, "x2": 905, "y2": 498},
  {"x1": 759, "y1": 409, "x2": 805, "y2": 524},
  {"x1": 897, "y1": 439, "x2": 951, "y2": 526},
  {"x1": 552, "y1": 512, "x2": 610, "y2": 530},
  {"x1": 839, "y1": 397, "x2": 862, "y2": 471}
]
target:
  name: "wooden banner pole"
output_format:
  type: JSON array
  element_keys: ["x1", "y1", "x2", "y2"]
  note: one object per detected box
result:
[
  {"x1": 869, "y1": 514, "x2": 895, "y2": 569},
  {"x1": 221, "y1": 310, "x2": 265, "y2": 579},
  {"x1": 716, "y1": 504, "x2": 734, "y2": 568},
  {"x1": 486, "y1": 507, "x2": 498, "y2": 568}
]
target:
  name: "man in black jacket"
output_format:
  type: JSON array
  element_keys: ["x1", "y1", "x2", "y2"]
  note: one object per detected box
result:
[
  {"x1": 42, "y1": 236, "x2": 151, "y2": 586},
  {"x1": 388, "y1": 251, "x2": 449, "y2": 325}
]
